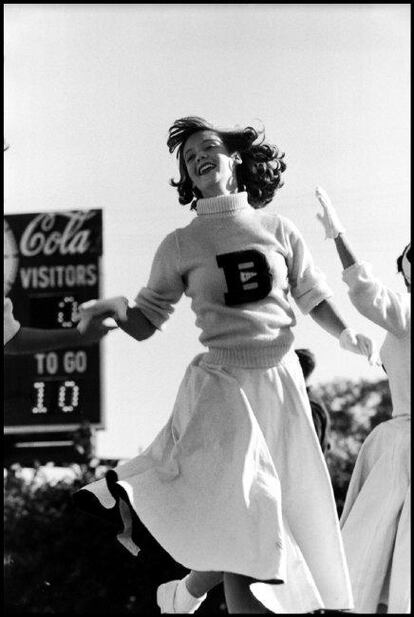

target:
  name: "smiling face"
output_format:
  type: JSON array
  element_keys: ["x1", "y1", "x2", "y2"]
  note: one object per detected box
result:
[{"x1": 183, "y1": 129, "x2": 240, "y2": 198}]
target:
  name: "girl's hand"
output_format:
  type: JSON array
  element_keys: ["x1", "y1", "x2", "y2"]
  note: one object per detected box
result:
[
  {"x1": 315, "y1": 186, "x2": 346, "y2": 239},
  {"x1": 339, "y1": 328, "x2": 381, "y2": 366},
  {"x1": 76, "y1": 296, "x2": 128, "y2": 334}
]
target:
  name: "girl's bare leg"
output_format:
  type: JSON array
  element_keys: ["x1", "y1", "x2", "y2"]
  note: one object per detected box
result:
[
  {"x1": 223, "y1": 573, "x2": 269, "y2": 614},
  {"x1": 157, "y1": 570, "x2": 223, "y2": 613},
  {"x1": 185, "y1": 570, "x2": 223, "y2": 597}
]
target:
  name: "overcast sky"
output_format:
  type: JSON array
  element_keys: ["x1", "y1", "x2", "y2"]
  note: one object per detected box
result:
[{"x1": 4, "y1": 4, "x2": 410, "y2": 458}]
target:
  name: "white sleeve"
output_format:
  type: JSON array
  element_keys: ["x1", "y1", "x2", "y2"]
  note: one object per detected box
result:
[
  {"x1": 4, "y1": 297, "x2": 21, "y2": 345},
  {"x1": 342, "y1": 262, "x2": 410, "y2": 336},
  {"x1": 279, "y1": 216, "x2": 333, "y2": 314},
  {"x1": 134, "y1": 231, "x2": 185, "y2": 329}
]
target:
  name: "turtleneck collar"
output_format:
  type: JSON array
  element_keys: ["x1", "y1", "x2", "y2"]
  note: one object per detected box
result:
[{"x1": 196, "y1": 192, "x2": 250, "y2": 217}]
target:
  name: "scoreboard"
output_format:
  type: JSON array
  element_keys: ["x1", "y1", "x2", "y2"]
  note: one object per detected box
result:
[{"x1": 4, "y1": 209, "x2": 103, "y2": 435}]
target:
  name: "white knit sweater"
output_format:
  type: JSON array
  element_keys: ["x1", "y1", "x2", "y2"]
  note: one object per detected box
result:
[
  {"x1": 343, "y1": 262, "x2": 411, "y2": 416},
  {"x1": 135, "y1": 192, "x2": 332, "y2": 368}
]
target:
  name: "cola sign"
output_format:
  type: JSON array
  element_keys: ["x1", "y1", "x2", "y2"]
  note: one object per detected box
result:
[
  {"x1": 4, "y1": 209, "x2": 103, "y2": 434},
  {"x1": 20, "y1": 211, "x2": 96, "y2": 257}
]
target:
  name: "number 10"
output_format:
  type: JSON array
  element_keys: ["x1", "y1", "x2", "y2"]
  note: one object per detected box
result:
[{"x1": 32, "y1": 380, "x2": 80, "y2": 414}]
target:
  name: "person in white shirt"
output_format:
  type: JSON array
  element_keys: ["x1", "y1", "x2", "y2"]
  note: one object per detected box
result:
[
  {"x1": 314, "y1": 186, "x2": 410, "y2": 614},
  {"x1": 75, "y1": 118, "x2": 377, "y2": 614}
]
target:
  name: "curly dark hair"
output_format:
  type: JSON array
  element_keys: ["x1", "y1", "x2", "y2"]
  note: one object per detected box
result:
[
  {"x1": 397, "y1": 242, "x2": 411, "y2": 272},
  {"x1": 396, "y1": 243, "x2": 411, "y2": 281},
  {"x1": 167, "y1": 116, "x2": 286, "y2": 210}
]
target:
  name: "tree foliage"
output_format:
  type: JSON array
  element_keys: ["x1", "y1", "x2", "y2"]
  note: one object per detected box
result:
[{"x1": 314, "y1": 378, "x2": 392, "y2": 516}]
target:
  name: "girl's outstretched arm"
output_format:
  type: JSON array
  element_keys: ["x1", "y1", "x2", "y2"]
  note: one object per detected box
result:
[
  {"x1": 309, "y1": 298, "x2": 377, "y2": 363},
  {"x1": 309, "y1": 298, "x2": 346, "y2": 338},
  {"x1": 118, "y1": 305, "x2": 157, "y2": 341},
  {"x1": 77, "y1": 296, "x2": 156, "y2": 342}
]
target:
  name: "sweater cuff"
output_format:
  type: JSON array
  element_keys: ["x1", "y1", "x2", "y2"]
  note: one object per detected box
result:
[
  {"x1": 342, "y1": 262, "x2": 372, "y2": 289},
  {"x1": 295, "y1": 286, "x2": 333, "y2": 315},
  {"x1": 133, "y1": 294, "x2": 169, "y2": 331}
]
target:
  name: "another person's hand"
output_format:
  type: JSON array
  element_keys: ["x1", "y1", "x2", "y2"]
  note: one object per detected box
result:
[
  {"x1": 314, "y1": 186, "x2": 346, "y2": 239},
  {"x1": 79, "y1": 314, "x2": 117, "y2": 344},
  {"x1": 339, "y1": 328, "x2": 381, "y2": 365},
  {"x1": 76, "y1": 296, "x2": 128, "y2": 335}
]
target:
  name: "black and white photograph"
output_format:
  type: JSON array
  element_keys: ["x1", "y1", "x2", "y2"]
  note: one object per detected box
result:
[{"x1": 4, "y1": 4, "x2": 410, "y2": 615}]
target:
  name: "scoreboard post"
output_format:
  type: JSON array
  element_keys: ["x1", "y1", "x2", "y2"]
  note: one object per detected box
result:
[{"x1": 4, "y1": 209, "x2": 103, "y2": 464}]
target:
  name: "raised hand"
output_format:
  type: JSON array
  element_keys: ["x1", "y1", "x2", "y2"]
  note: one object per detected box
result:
[{"x1": 314, "y1": 186, "x2": 346, "y2": 239}]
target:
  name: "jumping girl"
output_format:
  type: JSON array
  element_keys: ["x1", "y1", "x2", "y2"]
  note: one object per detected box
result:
[{"x1": 76, "y1": 118, "x2": 376, "y2": 613}]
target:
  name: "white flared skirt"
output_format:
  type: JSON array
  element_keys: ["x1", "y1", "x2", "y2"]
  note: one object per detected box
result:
[
  {"x1": 77, "y1": 351, "x2": 353, "y2": 613},
  {"x1": 340, "y1": 415, "x2": 411, "y2": 614}
]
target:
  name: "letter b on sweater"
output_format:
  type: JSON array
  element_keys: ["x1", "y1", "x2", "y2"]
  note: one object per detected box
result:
[{"x1": 216, "y1": 250, "x2": 273, "y2": 306}]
